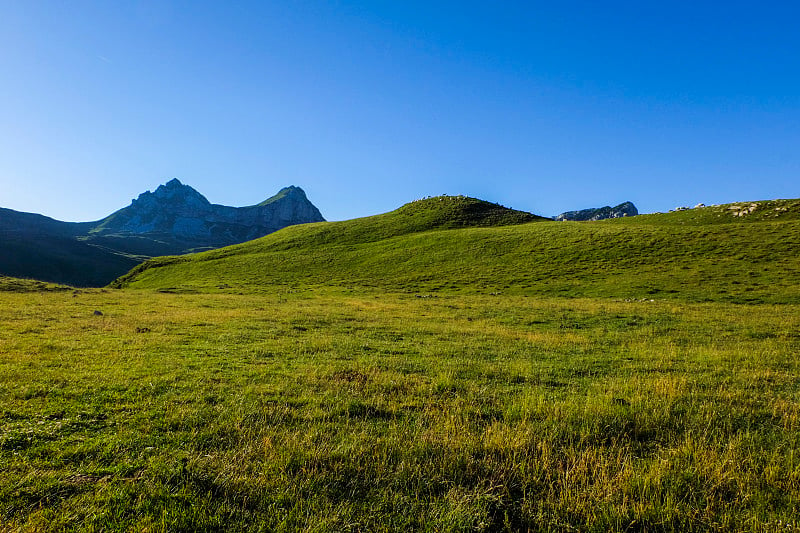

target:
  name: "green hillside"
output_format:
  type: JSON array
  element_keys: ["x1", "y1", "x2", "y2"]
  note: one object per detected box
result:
[
  {"x1": 0, "y1": 275, "x2": 70, "y2": 292},
  {"x1": 607, "y1": 198, "x2": 800, "y2": 226},
  {"x1": 0, "y1": 235, "x2": 142, "y2": 287},
  {"x1": 113, "y1": 197, "x2": 800, "y2": 303}
]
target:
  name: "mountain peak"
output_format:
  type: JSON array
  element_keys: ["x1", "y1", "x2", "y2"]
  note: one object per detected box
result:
[
  {"x1": 95, "y1": 179, "x2": 324, "y2": 245},
  {"x1": 141, "y1": 179, "x2": 210, "y2": 207},
  {"x1": 278, "y1": 185, "x2": 304, "y2": 195},
  {"x1": 257, "y1": 185, "x2": 310, "y2": 206}
]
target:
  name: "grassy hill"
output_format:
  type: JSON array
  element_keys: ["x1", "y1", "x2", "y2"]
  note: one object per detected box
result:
[
  {"x1": 113, "y1": 196, "x2": 800, "y2": 304},
  {"x1": 0, "y1": 208, "x2": 137, "y2": 287}
]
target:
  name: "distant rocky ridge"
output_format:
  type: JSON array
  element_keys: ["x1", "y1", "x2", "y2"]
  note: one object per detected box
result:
[
  {"x1": 89, "y1": 179, "x2": 324, "y2": 253},
  {"x1": 555, "y1": 201, "x2": 638, "y2": 221},
  {"x1": 0, "y1": 179, "x2": 325, "y2": 286}
]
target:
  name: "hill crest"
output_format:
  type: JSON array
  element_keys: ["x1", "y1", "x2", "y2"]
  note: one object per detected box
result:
[
  {"x1": 394, "y1": 195, "x2": 545, "y2": 227},
  {"x1": 113, "y1": 195, "x2": 800, "y2": 304},
  {"x1": 212, "y1": 194, "x2": 548, "y2": 252}
]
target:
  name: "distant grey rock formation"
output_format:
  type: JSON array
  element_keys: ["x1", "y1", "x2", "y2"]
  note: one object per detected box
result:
[
  {"x1": 91, "y1": 179, "x2": 325, "y2": 249},
  {"x1": 556, "y1": 201, "x2": 638, "y2": 221}
]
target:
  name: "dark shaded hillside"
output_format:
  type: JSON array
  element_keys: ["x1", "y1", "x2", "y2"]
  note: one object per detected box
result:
[
  {"x1": 0, "y1": 235, "x2": 141, "y2": 287},
  {"x1": 0, "y1": 208, "x2": 136, "y2": 287},
  {"x1": 113, "y1": 197, "x2": 800, "y2": 304},
  {"x1": 0, "y1": 180, "x2": 324, "y2": 286},
  {"x1": 0, "y1": 207, "x2": 93, "y2": 237}
]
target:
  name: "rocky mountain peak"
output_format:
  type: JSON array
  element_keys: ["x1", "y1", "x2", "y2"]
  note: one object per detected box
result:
[
  {"x1": 257, "y1": 185, "x2": 308, "y2": 206},
  {"x1": 140, "y1": 178, "x2": 211, "y2": 208},
  {"x1": 93, "y1": 179, "x2": 325, "y2": 244},
  {"x1": 282, "y1": 185, "x2": 304, "y2": 198}
]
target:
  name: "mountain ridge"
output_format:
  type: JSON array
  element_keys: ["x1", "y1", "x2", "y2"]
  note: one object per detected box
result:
[
  {"x1": 0, "y1": 179, "x2": 325, "y2": 286},
  {"x1": 89, "y1": 179, "x2": 323, "y2": 247},
  {"x1": 556, "y1": 201, "x2": 638, "y2": 221}
]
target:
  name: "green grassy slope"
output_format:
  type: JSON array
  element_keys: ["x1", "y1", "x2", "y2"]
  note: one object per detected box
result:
[
  {"x1": 113, "y1": 197, "x2": 800, "y2": 303},
  {"x1": 607, "y1": 198, "x2": 800, "y2": 226},
  {"x1": 250, "y1": 194, "x2": 546, "y2": 246},
  {"x1": 2, "y1": 290, "x2": 799, "y2": 530}
]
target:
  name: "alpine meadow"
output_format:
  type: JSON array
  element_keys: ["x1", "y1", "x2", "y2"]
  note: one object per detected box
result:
[{"x1": 1, "y1": 196, "x2": 800, "y2": 531}]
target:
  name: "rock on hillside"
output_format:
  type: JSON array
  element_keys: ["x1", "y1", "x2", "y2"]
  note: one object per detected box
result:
[{"x1": 556, "y1": 201, "x2": 638, "y2": 221}]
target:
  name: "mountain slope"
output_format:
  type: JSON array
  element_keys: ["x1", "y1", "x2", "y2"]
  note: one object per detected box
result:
[
  {"x1": 0, "y1": 179, "x2": 324, "y2": 286},
  {"x1": 0, "y1": 235, "x2": 141, "y2": 288},
  {"x1": 0, "y1": 208, "x2": 140, "y2": 287},
  {"x1": 0, "y1": 208, "x2": 92, "y2": 237},
  {"x1": 112, "y1": 197, "x2": 800, "y2": 304}
]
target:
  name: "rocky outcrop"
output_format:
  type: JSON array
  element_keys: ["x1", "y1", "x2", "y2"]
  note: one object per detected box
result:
[
  {"x1": 556, "y1": 201, "x2": 638, "y2": 221},
  {"x1": 90, "y1": 179, "x2": 324, "y2": 250}
]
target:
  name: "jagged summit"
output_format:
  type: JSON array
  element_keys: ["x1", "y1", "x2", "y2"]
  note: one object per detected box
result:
[
  {"x1": 257, "y1": 185, "x2": 309, "y2": 207},
  {"x1": 156, "y1": 178, "x2": 203, "y2": 196},
  {"x1": 93, "y1": 179, "x2": 325, "y2": 244},
  {"x1": 133, "y1": 178, "x2": 211, "y2": 210}
]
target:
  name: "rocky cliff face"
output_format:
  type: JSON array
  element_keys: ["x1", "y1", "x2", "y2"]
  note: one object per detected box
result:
[
  {"x1": 556, "y1": 201, "x2": 638, "y2": 221},
  {"x1": 89, "y1": 179, "x2": 325, "y2": 250}
]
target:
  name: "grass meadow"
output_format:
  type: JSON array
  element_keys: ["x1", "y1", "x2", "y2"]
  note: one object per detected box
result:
[{"x1": 2, "y1": 286, "x2": 799, "y2": 531}]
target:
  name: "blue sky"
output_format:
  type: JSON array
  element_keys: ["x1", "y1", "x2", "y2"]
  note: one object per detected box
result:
[{"x1": 1, "y1": 1, "x2": 798, "y2": 221}]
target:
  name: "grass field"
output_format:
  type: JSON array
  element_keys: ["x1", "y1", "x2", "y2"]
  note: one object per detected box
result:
[
  {"x1": 2, "y1": 197, "x2": 800, "y2": 531},
  {"x1": 2, "y1": 287, "x2": 799, "y2": 531}
]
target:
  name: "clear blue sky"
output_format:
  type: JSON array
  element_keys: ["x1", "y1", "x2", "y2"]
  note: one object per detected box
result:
[{"x1": 1, "y1": 1, "x2": 798, "y2": 221}]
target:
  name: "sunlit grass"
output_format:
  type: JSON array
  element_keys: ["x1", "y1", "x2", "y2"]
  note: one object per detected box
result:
[
  {"x1": 2, "y1": 288, "x2": 799, "y2": 530},
  {"x1": 113, "y1": 203, "x2": 800, "y2": 304}
]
